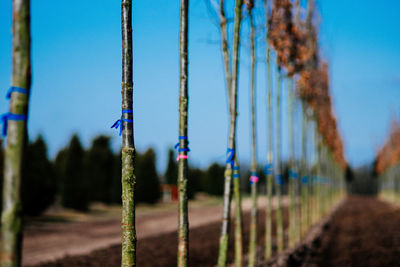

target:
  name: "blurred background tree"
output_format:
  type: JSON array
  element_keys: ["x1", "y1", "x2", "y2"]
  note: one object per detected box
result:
[
  {"x1": 165, "y1": 148, "x2": 177, "y2": 185},
  {"x1": 110, "y1": 150, "x2": 122, "y2": 204},
  {"x1": 59, "y1": 135, "x2": 89, "y2": 211},
  {"x1": 0, "y1": 134, "x2": 255, "y2": 216},
  {"x1": 202, "y1": 163, "x2": 225, "y2": 196},
  {"x1": 22, "y1": 136, "x2": 57, "y2": 216},
  {"x1": 188, "y1": 167, "x2": 203, "y2": 199},
  {"x1": 136, "y1": 148, "x2": 161, "y2": 204},
  {"x1": 85, "y1": 136, "x2": 114, "y2": 204}
]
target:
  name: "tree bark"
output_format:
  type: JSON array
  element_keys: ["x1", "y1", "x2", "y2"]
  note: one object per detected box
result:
[
  {"x1": 263, "y1": 0, "x2": 274, "y2": 260},
  {"x1": 233, "y1": 160, "x2": 243, "y2": 267},
  {"x1": 177, "y1": 0, "x2": 189, "y2": 266},
  {"x1": 1, "y1": 0, "x2": 31, "y2": 266},
  {"x1": 248, "y1": 6, "x2": 258, "y2": 267},
  {"x1": 288, "y1": 78, "x2": 296, "y2": 248},
  {"x1": 218, "y1": 2, "x2": 243, "y2": 265},
  {"x1": 218, "y1": 0, "x2": 244, "y2": 266},
  {"x1": 120, "y1": 0, "x2": 136, "y2": 266},
  {"x1": 300, "y1": 105, "x2": 308, "y2": 237},
  {"x1": 219, "y1": 0, "x2": 232, "y2": 103},
  {"x1": 275, "y1": 66, "x2": 284, "y2": 253}
]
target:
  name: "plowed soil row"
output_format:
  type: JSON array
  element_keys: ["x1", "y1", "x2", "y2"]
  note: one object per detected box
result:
[
  {"x1": 302, "y1": 196, "x2": 400, "y2": 267},
  {"x1": 34, "y1": 209, "x2": 289, "y2": 267}
]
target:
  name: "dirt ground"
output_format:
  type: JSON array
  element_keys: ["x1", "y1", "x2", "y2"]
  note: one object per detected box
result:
[
  {"x1": 32, "y1": 196, "x2": 400, "y2": 267},
  {"x1": 303, "y1": 196, "x2": 400, "y2": 267},
  {"x1": 23, "y1": 197, "x2": 288, "y2": 266},
  {"x1": 33, "y1": 208, "x2": 289, "y2": 267}
]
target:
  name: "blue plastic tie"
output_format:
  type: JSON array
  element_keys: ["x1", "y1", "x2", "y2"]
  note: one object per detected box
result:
[
  {"x1": 111, "y1": 110, "x2": 133, "y2": 136},
  {"x1": 264, "y1": 164, "x2": 273, "y2": 175},
  {"x1": 226, "y1": 148, "x2": 235, "y2": 168},
  {"x1": 301, "y1": 175, "x2": 309, "y2": 185},
  {"x1": 233, "y1": 166, "x2": 240, "y2": 171},
  {"x1": 233, "y1": 173, "x2": 240, "y2": 179},
  {"x1": 289, "y1": 169, "x2": 298, "y2": 179},
  {"x1": 174, "y1": 136, "x2": 190, "y2": 153},
  {"x1": 276, "y1": 174, "x2": 283, "y2": 185},
  {"x1": 1, "y1": 113, "x2": 27, "y2": 137},
  {"x1": 6, "y1": 86, "x2": 29, "y2": 99}
]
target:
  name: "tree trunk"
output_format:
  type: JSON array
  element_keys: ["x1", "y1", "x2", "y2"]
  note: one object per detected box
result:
[
  {"x1": 120, "y1": 0, "x2": 136, "y2": 266},
  {"x1": 217, "y1": 2, "x2": 243, "y2": 265},
  {"x1": 300, "y1": 105, "x2": 308, "y2": 237},
  {"x1": 275, "y1": 66, "x2": 284, "y2": 253},
  {"x1": 248, "y1": 6, "x2": 258, "y2": 267},
  {"x1": 233, "y1": 160, "x2": 243, "y2": 267},
  {"x1": 287, "y1": 78, "x2": 296, "y2": 248},
  {"x1": 177, "y1": 0, "x2": 189, "y2": 266},
  {"x1": 1, "y1": 0, "x2": 31, "y2": 266},
  {"x1": 218, "y1": 0, "x2": 244, "y2": 266},
  {"x1": 219, "y1": 0, "x2": 232, "y2": 104},
  {"x1": 264, "y1": 0, "x2": 273, "y2": 259}
]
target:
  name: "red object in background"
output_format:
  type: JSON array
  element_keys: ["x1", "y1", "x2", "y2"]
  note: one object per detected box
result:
[
  {"x1": 170, "y1": 186, "x2": 178, "y2": 202},
  {"x1": 160, "y1": 184, "x2": 178, "y2": 202}
]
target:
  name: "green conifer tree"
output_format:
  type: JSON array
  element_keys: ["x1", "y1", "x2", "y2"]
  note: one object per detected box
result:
[
  {"x1": 110, "y1": 151, "x2": 122, "y2": 204},
  {"x1": 86, "y1": 135, "x2": 114, "y2": 203},
  {"x1": 22, "y1": 136, "x2": 56, "y2": 216},
  {"x1": 61, "y1": 135, "x2": 89, "y2": 211},
  {"x1": 165, "y1": 148, "x2": 178, "y2": 185},
  {"x1": 136, "y1": 148, "x2": 161, "y2": 204}
]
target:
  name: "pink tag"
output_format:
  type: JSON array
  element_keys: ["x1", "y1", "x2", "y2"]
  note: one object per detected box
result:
[
  {"x1": 176, "y1": 155, "x2": 188, "y2": 161},
  {"x1": 250, "y1": 176, "x2": 259, "y2": 183}
]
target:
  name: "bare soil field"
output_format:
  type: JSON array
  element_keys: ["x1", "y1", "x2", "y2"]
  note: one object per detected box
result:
[
  {"x1": 23, "y1": 197, "x2": 288, "y2": 266},
  {"x1": 31, "y1": 196, "x2": 400, "y2": 267},
  {"x1": 33, "y1": 208, "x2": 288, "y2": 267},
  {"x1": 302, "y1": 196, "x2": 400, "y2": 267}
]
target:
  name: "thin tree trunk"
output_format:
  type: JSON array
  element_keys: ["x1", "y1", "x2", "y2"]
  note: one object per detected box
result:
[
  {"x1": 295, "y1": 100, "x2": 302, "y2": 243},
  {"x1": 287, "y1": 78, "x2": 296, "y2": 248},
  {"x1": 1, "y1": 0, "x2": 31, "y2": 266},
  {"x1": 294, "y1": 0, "x2": 302, "y2": 245},
  {"x1": 300, "y1": 105, "x2": 308, "y2": 237},
  {"x1": 218, "y1": 0, "x2": 244, "y2": 266},
  {"x1": 177, "y1": 0, "x2": 189, "y2": 266},
  {"x1": 217, "y1": 2, "x2": 243, "y2": 266},
  {"x1": 219, "y1": 0, "x2": 232, "y2": 102},
  {"x1": 233, "y1": 160, "x2": 243, "y2": 267},
  {"x1": 120, "y1": 1, "x2": 136, "y2": 266},
  {"x1": 316, "y1": 130, "x2": 323, "y2": 220},
  {"x1": 248, "y1": 6, "x2": 258, "y2": 266},
  {"x1": 263, "y1": 0, "x2": 273, "y2": 260},
  {"x1": 275, "y1": 66, "x2": 284, "y2": 253}
]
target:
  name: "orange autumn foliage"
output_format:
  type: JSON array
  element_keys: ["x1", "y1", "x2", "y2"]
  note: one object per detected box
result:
[
  {"x1": 268, "y1": 0, "x2": 314, "y2": 76},
  {"x1": 297, "y1": 63, "x2": 346, "y2": 168},
  {"x1": 375, "y1": 119, "x2": 400, "y2": 174}
]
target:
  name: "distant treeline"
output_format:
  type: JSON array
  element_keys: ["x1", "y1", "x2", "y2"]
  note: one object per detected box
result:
[
  {"x1": 0, "y1": 135, "x2": 296, "y2": 216},
  {"x1": 0, "y1": 135, "x2": 238, "y2": 216}
]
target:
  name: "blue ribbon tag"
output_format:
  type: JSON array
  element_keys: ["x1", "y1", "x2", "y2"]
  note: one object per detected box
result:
[
  {"x1": 289, "y1": 169, "x2": 298, "y2": 179},
  {"x1": 174, "y1": 136, "x2": 190, "y2": 152},
  {"x1": 1, "y1": 113, "x2": 27, "y2": 137},
  {"x1": 301, "y1": 175, "x2": 309, "y2": 184},
  {"x1": 226, "y1": 148, "x2": 235, "y2": 168},
  {"x1": 111, "y1": 110, "x2": 133, "y2": 136},
  {"x1": 6, "y1": 86, "x2": 29, "y2": 99},
  {"x1": 276, "y1": 174, "x2": 283, "y2": 185},
  {"x1": 264, "y1": 163, "x2": 273, "y2": 175}
]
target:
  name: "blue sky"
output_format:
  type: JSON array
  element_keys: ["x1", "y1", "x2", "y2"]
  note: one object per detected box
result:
[{"x1": 0, "y1": 0, "x2": 399, "y2": 171}]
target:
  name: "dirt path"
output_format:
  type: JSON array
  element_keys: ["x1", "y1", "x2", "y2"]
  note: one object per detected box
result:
[
  {"x1": 304, "y1": 196, "x2": 400, "y2": 267},
  {"x1": 34, "y1": 207, "x2": 289, "y2": 267},
  {"x1": 23, "y1": 197, "x2": 287, "y2": 266}
]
